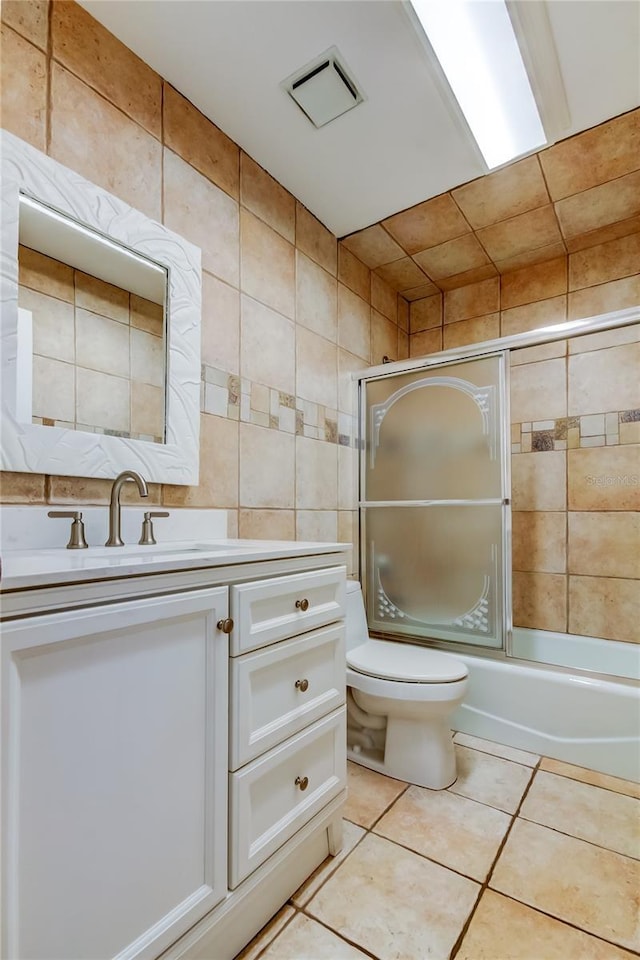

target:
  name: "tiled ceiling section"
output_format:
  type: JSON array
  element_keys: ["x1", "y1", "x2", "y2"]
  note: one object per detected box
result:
[{"x1": 341, "y1": 109, "x2": 640, "y2": 300}]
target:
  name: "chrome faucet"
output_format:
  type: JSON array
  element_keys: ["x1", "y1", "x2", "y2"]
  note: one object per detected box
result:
[{"x1": 105, "y1": 470, "x2": 149, "y2": 546}]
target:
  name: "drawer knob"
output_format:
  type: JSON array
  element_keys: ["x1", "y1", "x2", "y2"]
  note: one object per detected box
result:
[
  {"x1": 295, "y1": 678, "x2": 309, "y2": 692},
  {"x1": 295, "y1": 776, "x2": 309, "y2": 791},
  {"x1": 217, "y1": 618, "x2": 234, "y2": 634},
  {"x1": 295, "y1": 598, "x2": 310, "y2": 612}
]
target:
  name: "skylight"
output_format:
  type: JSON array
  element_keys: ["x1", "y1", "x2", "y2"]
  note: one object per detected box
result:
[{"x1": 411, "y1": 0, "x2": 547, "y2": 169}]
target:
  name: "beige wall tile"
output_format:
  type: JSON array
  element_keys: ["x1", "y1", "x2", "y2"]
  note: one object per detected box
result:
[
  {"x1": 76, "y1": 309, "x2": 130, "y2": 378},
  {"x1": 512, "y1": 452, "x2": 566, "y2": 511},
  {"x1": 52, "y1": 2, "x2": 161, "y2": 137},
  {"x1": 410, "y1": 328, "x2": 442, "y2": 357},
  {"x1": 555, "y1": 170, "x2": 640, "y2": 239},
  {"x1": 131, "y1": 327, "x2": 163, "y2": 386},
  {"x1": 402, "y1": 280, "x2": 441, "y2": 301},
  {"x1": 76, "y1": 366, "x2": 129, "y2": 432},
  {"x1": 20, "y1": 288, "x2": 75, "y2": 363},
  {"x1": 568, "y1": 343, "x2": 640, "y2": 416},
  {"x1": 413, "y1": 234, "x2": 490, "y2": 280},
  {"x1": 511, "y1": 358, "x2": 567, "y2": 423},
  {"x1": 296, "y1": 251, "x2": 337, "y2": 341},
  {"x1": 438, "y1": 263, "x2": 498, "y2": 291},
  {"x1": 201, "y1": 272, "x2": 239, "y2": 374},
  {"x1": 501, "y1": 257, "x2": 567, "y2": 310},
  {"x1": 565, "y1": 216, "x2": 640, "y2": 254},
  {"x1": 238, "y1": 509, "x2": 295, "y2": 540},
  {"x1": 374, "y1": 257, "x2": 429, "y2": 293},
  {"x1": 512, "y1": 511, "x2": 566, "y2": 574},
  {"x1": 338, "y1": 446, "x2": 357, "y2": 510},
  {"x1": 444, "y1": 277, "x2": 499, "y2": 323},
  {"x1": 164, "y1": 148, "x2": 239, "y2": 286},
  {"x1": 295, "y1": 202, "x2": 337, "y2": 276},
  {"x1": 476, "y1": 206, "x2": 562, "y2": 262},
  {"x1": 1, "y1": 24, "x2": 46, "y2": 149},
  {"x1": 569, "y1": 232, "x2": 640, "y2": 290},
  {"x1": 0, "y1": 471, "x2": 46, "y2": 503},
  {"x1": 164, "y1": 414, "x2": 238, "y2": 508},
  {"x1": 338, "y1": 348, "x2": 367, "y2": 415},
  {"x1": 240, "y1": 152, "x2": 295, "y2": 241},
  {"x1": 49, "y1": 476, "x2": 161, "y2": 506},
  {"x1": 540, "y1": 109, "x2": 640, "y2": 201},
  {"x1": 296, "y1": 327, "x2": 337, "y2": 408},
  {"x1": 1, "y1": 0, "x2": 48, "y2": 50},
  {"x1": 239, "y1": 423, "x2": 294, "y2": 509},
  {"x1": 568, "y1": 274, "x2": 640, "y2": 321},
  {"x1": 337, "y1": 510, "x2": 358, "y2": 575},
  {"x1": 568, "y1": 512, "x2": 640, "y2": 579},
  {"x1": 75, "y1": 272, "x2": 130, "y2": 322},
  {"x1": 163, "y1": 84, "x2": 239, "y2": 198},
  {"x1": 501, "y1": 296, "x2": 567, "y2": 337},
  {"x1": 241, "y1": 209, "x2": 294, "y2": 318},
  {"x1": 383, "y1": 194, "x2": 470, "y2": 254},
  {"x1": 296, "y1": 510, "x2": 338, "y2": 542},
  {"x1": 397, "y1": 296, "x2": 409, "y2": 333},
  {"x1": 398, "y1": 330, "x2": 409, "y2": 361},
  {"x1": 19, "y1": 247, "x2": 74, "y2": 302},
  {"x1": 495, "y1": 241, "x2": 567, "y2": 276},
  {"x1": 453, "y1": 156, "x2": 550, "y2": 229},
  {"x1": 50, "y1": 64, "x2": 161, "y2": 221},
  {"x1": 340, "y1": 225, "x2": 404, "y2": 269},
  {"x1": 296, "y1": 437, "x2": 337, "y2": 509},
  {"x1": 370, "y1": 274, "x2": 397, "y2": 322},
  {"x1": 338, "y1": 245, "x2": 370, "y2": 301},
  {"x1": 569, "y1": 576, "x2": 639, "y2": 643},
  {"x1": 443, "y1": 314, "x2": 499, "y2": 350},
  {"x1": 568, "y1": 323, "x2": 639, "y2": 355},
  {"x1": 241, "y1": 295, "x2": 295, "y2": 394},
  {"x1": 568, "y1": 447, "x2": 640, "y2": 511},
  {"x1": 338, "y1": 285, "x2": 370, "y2": 361},
  {"x1": 33, "y1": 356, "x2": 75, "y2": 422},
  {"x1": 130, "y1": 295, "x2": 163, "y2": 336},
  {"x1": 513, "y1": 571, "x2": 567, "y2": 631},
  {"x1": 510, "y1": 341, "x2": 567, "y2": 366},
  {"x1": 410, "y1": 294, "x2": 442, "y2": 334},
  {"x1": 131, "y1": 381, "x2": 163, "y2": 438},
  {"x1": 371, "y1": 310, "x2": 398, "y2": 365}
]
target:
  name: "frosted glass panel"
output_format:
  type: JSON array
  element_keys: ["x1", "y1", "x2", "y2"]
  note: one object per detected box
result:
[
  {"x1": 365, "y1": 505, "x2": 503, "y2": 647},
  {"x1": 365, "y1": 356, "x2": 502, "y2": 502}
]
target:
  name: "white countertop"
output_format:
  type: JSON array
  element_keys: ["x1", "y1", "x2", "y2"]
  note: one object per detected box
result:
[{"x1": 0, "y1": 540, "x2": 349, "y2": 591}]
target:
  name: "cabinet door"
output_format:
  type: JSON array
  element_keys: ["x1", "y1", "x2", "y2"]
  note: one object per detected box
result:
[{"x1": 1, "y1": 587, "x2": 228, "y2": 960}]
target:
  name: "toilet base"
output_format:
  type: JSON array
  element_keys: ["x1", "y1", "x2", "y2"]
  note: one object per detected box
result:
[{"x1": 346, "y1": 717, "x2": 457, "y2": 790}]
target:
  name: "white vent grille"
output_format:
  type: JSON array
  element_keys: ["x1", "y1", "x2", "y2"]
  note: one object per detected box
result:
[{"x1": 282, "y1": 47, "x2": 365, "y2": 128}]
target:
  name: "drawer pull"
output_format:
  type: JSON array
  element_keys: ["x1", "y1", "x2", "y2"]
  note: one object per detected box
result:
[
  {"x1": 295, "y1": 598, "x2": 310, "y2": 612},
  {"x1": 295, "y1": 678, "x2": 309, "y2": 692},
  {"x1": 217, "y1": 618, "x2": 234, "y2": 634},
  {"x1": 295, "y1": 776, "x2": 309, "y2": 791}
]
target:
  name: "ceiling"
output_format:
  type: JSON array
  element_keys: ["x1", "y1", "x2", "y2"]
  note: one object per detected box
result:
[{"x1": 79, "y1": 1, "x2": 640, "y2": 240}]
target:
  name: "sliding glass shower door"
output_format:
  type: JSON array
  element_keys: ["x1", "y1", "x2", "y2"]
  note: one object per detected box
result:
[{"x1": 361, "y1": 353, "x2": 509, "y2": 650}]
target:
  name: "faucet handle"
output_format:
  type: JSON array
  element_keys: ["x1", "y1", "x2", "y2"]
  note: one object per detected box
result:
[
  {"x1": 48, "y1": 511, "x2": 89, "y2": 550},
  {"x1": 139, "y1": 511, "x2": 170, "y2": 546}
]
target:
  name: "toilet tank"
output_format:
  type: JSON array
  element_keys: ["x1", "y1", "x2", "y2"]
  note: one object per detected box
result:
[{"x1": 345, "y1": 580, "x2": 370, "y2": 651}]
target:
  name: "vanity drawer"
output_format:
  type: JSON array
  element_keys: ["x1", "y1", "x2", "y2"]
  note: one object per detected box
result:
[
  {"x1": 230, "y1": 623, "x2": 345, "y2": 770},
  {"x1": 230, "y1": 566, "x2": 346, "y2": 655},
  {"x1": 229, "y1": 707, "x2": 346, "y2": 888}
]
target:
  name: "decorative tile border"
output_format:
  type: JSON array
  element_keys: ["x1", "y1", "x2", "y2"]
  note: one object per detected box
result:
[
  {"x1": 512, "y1": 409, "x2": 640, "y2": 453},
  {"x1": 31, "y1": 417, "x2": 163, "y2": 444},
  {"x1": 201, "y1": 364, "x2": 358, "y2": 447}
]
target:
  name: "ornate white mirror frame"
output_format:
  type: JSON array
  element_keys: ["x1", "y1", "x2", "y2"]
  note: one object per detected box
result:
[{"x1": 0, "y1": 130, "x2": 201, "y2": 485}]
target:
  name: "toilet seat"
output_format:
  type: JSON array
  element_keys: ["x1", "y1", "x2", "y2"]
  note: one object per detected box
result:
[{"x1": 347, "y1": 639, "x2": 468, "y2": 683}]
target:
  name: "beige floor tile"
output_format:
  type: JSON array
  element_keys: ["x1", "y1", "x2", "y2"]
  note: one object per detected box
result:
[
  {"x1": 234, "y1": 905, "x2": 295, "y2": 960},
  {"x1": 491, "y1": 818, "x2": 640, "y2": 951},
  {"x1": 539, "y1": 758, "x2": 640, "y2": 800},
  {"x1": 453, "y1": 733, "x2": 540, "y2": 767},
  {"x1": 449, "y1": 745, "x2": 534, "y2": 814},
  {"x1": 261, "y1": 914, "x2": 369, "y2": 959},
  {"x1": 374, "y1": 784, "x2": 511, "y2": 882},
  {"x1": 458, "y1": 889, "x2": 636, "y2": 960},
  {"x1": 307, "y1": 833, "x2": 479, "y2": 960},
  {"x1": 520, "y1": 770, "x2": 640, "y2": 859},
  {"x1": 343, "y1": 761, "x2": 407, "y2": 828},
  {"x1": 291, "y1": 821, "x2": 366, "y2": 907}
]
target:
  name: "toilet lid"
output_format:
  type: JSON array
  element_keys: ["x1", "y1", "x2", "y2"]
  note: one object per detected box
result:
[{"x1": 347, "y1": 640, "x2": 468, "y2": 683}]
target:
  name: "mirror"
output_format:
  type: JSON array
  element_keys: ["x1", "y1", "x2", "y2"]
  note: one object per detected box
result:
[{"x1": 1, "y1": 130, "x2": 201, "y2": 484}]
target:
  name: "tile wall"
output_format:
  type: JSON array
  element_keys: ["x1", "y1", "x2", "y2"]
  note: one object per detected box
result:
[{"x1": 0, "y1": 0, "x2": 410, "y2": 571}]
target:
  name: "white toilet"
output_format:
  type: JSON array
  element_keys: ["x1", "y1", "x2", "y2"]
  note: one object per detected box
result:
[{"x1": 345, "y1": 580, "x2": 468, "y2": 789}]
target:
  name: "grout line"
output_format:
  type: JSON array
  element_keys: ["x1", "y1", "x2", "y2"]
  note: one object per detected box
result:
[
  {"x1": 299, "y1": 906, "x2": 381, "y2": 960},
  {"x1": 453, "y1": 738, "x2": 540, "y2": 769},
  {"x1": 236, "y1": 904, "x2": 299, "y2": 960},
  {"x1": 536, "y1": 766, "x2": 640, "y2": 801},
  {"x1": 515, "y1": 811, "x2": 640, "y2": 862}
]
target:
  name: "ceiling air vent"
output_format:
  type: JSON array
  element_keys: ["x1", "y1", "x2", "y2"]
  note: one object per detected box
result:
[{"x1": 282, "y1": 47, "x2": 365, "y2": 128}]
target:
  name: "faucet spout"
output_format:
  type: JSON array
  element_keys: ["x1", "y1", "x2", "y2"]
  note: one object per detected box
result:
[{"x1": 105, "y1": 470, "x2": 149, "y2": 547}]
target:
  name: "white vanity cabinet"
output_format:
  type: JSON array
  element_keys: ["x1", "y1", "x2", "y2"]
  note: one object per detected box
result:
[{"x1": 0, "y1": 547, "x2": 348, "y2": 960}]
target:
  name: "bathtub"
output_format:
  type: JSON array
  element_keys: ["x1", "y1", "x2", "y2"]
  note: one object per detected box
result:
[{"x1": 451, "y1": 650, "x2": 640, "y2": 782}]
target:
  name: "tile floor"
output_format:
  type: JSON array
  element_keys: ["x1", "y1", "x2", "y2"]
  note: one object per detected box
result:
[{"x1": 236, "y1": 734, "x2": 640, "y2": 960}]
